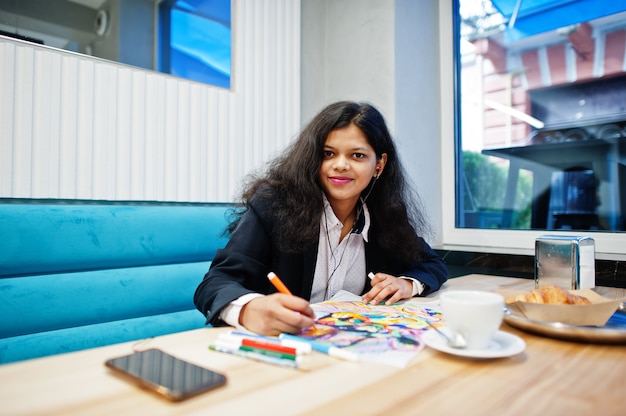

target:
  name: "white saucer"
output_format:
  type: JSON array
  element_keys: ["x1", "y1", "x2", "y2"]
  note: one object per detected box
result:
[{"x1": 421, "y1": 328, "x2": 526, "y2": 359}]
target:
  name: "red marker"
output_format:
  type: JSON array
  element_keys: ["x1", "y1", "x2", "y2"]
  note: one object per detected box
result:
[{"x1": 217, "y1": 333, "x2": 298, "y2": 356}]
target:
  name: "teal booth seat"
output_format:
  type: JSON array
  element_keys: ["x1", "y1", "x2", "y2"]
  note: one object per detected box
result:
[{"x1": 0, "y1": 200, "x2": 234, "y2": 364}]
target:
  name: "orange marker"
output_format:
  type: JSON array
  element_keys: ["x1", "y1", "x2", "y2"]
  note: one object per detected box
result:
[
  {"x1": 267, "y1": 272, "x2": 292, "y2": 295},
  {"x1": 267, "y1": 272, "x2": 316, "y2": 329}
]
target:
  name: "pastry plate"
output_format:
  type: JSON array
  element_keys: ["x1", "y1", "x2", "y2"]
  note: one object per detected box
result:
[
  {"x1": 504, "y1": 305, "x2": 626, "y2": 344},
  {"x1": 421, "y1": 328, "x2": 526, "y2": 359}
]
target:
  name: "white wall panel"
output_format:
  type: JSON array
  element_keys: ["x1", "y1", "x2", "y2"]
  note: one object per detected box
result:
[{"x1": 0, "y1": 0, "x2": 301, "y2": 203}]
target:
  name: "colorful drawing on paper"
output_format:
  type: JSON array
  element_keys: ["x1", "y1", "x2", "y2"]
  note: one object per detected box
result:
[{"x1": 298, "y1": 300, "x2": 443, "y2": 367}]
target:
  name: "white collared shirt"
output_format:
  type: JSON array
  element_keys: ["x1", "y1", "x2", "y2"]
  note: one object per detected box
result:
[{"x1": 309, "y1": 196, "x2": 370, "y2": 303}]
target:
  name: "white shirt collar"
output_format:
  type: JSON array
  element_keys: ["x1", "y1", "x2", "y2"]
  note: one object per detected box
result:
[{"x1": 322, "y1": 194, "x2": 370, "y2": 242}]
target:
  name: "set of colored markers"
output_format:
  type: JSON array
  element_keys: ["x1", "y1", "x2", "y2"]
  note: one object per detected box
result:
[{"x1": 209, "y1": 331, "x2": 313, "y2": 369}]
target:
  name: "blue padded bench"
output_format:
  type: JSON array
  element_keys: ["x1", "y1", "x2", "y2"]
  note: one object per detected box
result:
[{"x1": 0, "y1": 200, "x2": 233, "y2": 364}]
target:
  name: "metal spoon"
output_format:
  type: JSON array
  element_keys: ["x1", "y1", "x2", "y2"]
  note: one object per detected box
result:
[{"x1": 424, "y1": 320, "x2": 467, "y2": 349}]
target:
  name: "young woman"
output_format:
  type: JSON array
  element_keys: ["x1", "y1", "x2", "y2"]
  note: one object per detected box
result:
[{"x1": 194, "y1": 101, "x2": 448, "y2": 335}]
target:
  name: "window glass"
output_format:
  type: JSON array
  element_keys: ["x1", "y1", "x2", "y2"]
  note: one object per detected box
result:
[{"x1": 457, "y1": 0, "x2": 626, "y2": 233}]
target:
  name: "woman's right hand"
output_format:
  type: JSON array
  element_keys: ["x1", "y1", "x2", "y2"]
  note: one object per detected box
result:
[{"x1": 239, "y1": 294, "x2": 316, "y2": 336}]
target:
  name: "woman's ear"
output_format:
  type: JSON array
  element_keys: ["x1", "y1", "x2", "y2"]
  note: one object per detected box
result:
[{"x1": 374, "y1": 153, "x2": 388, "y2": 178}]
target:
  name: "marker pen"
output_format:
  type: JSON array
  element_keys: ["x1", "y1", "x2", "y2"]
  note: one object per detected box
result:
[
  {"x1": 209, "y1": 345, "x2": 299, "y2": 369},
  {"x1": 279, "y1": 334, "x2": 359, "y2": 362},
  {"x1": 267, "y1": 272, "x2": 317, "y2": 329},
  {"x1": 217, "y1": 333, "x2": 299, "y2": 356},
  {"x1": 228, "y1": 330, "x2": 312, "y2": 354}
]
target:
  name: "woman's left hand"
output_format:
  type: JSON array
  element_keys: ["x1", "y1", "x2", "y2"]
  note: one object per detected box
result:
[{"x1": 362, "y1": 273, "x2": 413, "y2": 305}]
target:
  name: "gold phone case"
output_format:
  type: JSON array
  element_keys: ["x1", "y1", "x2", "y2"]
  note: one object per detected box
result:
[{"x1": 105, "y1": 348, "x2": 227, "y2": 402}]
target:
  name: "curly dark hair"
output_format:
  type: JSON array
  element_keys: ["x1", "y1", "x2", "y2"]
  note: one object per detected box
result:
[{"x1": 226, "y1": 101, "x2": 431, "y2": 265}]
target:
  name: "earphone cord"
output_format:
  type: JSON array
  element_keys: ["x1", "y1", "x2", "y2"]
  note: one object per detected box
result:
[
  {"x1": 322, "y1": 176, "x2": 377, "y2": 299},
  {"x1": 353, "y1": 175, "x2": 378, "y2": 232},
  {"x1": 323, "y1": 209, "x2": 353, "y2": 300}
]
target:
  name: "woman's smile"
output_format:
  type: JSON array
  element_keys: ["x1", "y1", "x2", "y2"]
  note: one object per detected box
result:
[{"x1": 328, "y1": 176, "x2": 353, "y2": 185}]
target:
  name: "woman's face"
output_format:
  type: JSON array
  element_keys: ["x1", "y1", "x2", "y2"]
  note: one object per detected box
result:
[{"x1": 318, "y1": 123, "x2": 387, "y2": 212}]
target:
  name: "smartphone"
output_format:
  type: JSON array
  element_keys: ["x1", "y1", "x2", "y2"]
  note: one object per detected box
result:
[{"x1": 105, "y1": 348, "x2": 227, "y2": 402}]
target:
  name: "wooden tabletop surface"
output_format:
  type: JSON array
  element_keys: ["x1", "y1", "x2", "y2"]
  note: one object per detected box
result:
[{"x1": 1, "y1": 274, "x2": 624, "y2": 416}]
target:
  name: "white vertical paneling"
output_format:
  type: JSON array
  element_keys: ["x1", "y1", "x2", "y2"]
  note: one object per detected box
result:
[
  {"x1": 129, "y1": 69, "x2": 147, "y2": 200},
  {"x1": 175, "y1": 81, "x2": 190, "y2": 201},
  {"x1": 32, "y1": 49, "x2": 61, "y2": 197},
  {"x1": 0, "y1": 0, "x2": 301, "y2": 202},
  {"x1": 187, "y1": 85, "x2": 203, "y2": 201},
  {"x1": 58, "y1": 54, "x2": 79, "y2": 199},
  {"x1": 115, "y1": 67, "x2": 132, "y2": 200},
  {"x1": 219, "y1": 90, "x2": 233, "y2": 200},
  {"x1": 162, "y1": 77, "x2": 179, "y2": 199},
  {"x1": 76, "y1": 58, "x2": 95, "y2": 199},
  {"x1": 0, "y1": 42, "x2": 14, "y2": 195},
  {"x1": 144, "y1": 71, "x2": 166, "y2": 201},
  {"x1": 92, "y1": 62, "x2": 116, "y2": 200},
  {"x1": 104, "y1": 66, "x2": 120, "y2": 199},
  {"x1": 12, "y1": 45, "x2": 35, "y2": 198}
]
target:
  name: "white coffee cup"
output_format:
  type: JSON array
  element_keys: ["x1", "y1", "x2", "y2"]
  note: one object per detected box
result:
[{"x1": 439, "y1": 290, "x2": 505, "y2": 350}]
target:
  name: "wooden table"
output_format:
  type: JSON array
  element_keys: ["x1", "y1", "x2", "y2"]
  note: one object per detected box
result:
[{"x1": 1, "y1": 274, "x2": 624, "y2": 415}]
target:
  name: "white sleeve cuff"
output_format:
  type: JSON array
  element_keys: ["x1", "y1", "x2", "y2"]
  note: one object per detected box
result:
[
  {"x1": 219, "y1": 293, "x2": 264, "y2": 329},
  {"x1": 401, "y1": 277, "x2": 426, "y2": 296}
]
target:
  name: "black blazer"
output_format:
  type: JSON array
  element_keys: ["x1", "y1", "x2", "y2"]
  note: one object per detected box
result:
[{"x1": 194, "y1": 193, "x2": 448, "y2": 326}]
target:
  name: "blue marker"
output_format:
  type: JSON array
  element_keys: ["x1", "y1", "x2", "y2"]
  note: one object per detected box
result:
[{"x1": 279, "y1": 334, "x2": 359, "y2": 362}]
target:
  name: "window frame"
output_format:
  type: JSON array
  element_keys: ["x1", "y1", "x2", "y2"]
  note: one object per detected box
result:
[{"x1": 439, "y1": 0, "x2": 626, "y2": 261}]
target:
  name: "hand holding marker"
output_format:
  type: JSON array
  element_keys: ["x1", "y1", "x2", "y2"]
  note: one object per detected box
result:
[
  {"x1": 267, "y1": 272, "x2": 316, "y2": 330},
  {"x1": 267, "y1": 272, "x2": 358, "y2": 362}
]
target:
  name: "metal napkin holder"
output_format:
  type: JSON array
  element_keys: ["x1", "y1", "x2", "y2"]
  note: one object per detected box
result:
[{"x1": 535, "y1": 235, "x2": 595, "y2": 290}]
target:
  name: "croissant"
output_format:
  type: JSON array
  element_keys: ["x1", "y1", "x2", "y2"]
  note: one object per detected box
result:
[{"x1": 506, "y1": 285, "x2": 591, "y2": 305}]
